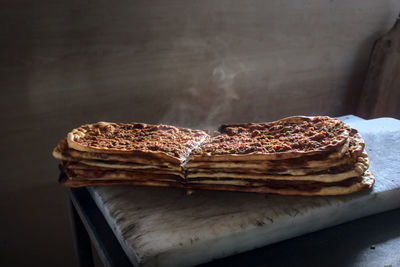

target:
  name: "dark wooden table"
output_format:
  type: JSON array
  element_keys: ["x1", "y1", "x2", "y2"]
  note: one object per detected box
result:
[{"x1": 69, "y1": 187, "x2": 400, "y2": 267}]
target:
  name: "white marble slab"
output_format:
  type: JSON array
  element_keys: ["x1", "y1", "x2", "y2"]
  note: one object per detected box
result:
[{"x1": 88, "y1": 116, "x2": 400, "y2": 267}]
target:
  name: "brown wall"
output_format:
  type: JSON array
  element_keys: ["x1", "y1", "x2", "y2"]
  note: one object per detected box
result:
[{"x1": 1, "y1": 1, "x2": 399, "y2": 266}]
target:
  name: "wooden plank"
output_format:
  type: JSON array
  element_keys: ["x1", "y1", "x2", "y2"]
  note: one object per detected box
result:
[{"x1": 358, "y1": 16, "x2": 400, "y2": 119}]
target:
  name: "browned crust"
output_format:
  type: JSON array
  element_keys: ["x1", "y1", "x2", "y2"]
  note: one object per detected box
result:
[
  {"x1": 54, "y1": 139, "x2": 183, "y2": 166},
  {"x1": 55, "y1": 131, "x2": 364, "y2": 169},
  {"x1": 186, "y1": 170, "x2": 374, "y2": 196},
  {"x1": 54, "y1": 117, "x2": 374, "y2": 196},
  {"x1": 186, "y1": 163, "x2": 356, "y2": 175},
  {"x1": 67, "y1": 145, "x2": 184, "y2": 165},
  {"x1": 67, "y1": 122, "x2": 209, "y2": 163},
  {"x1": 185, "y1": 154, "x2": 359, "y2": 171},
  {"x1": 186, "y1": 133, "x2": 365, "y2": 170},
  {"x1": 60, "y1": 171, "x2": 374, "y2": 196},
  {"x1": 190, "y1": 116, "x2": 351, "y2": 161},
  {"x1": 64, "y1": 168, "x2": 185, "y2": 181},
  {"x1": 61, "y1": 151, "x2": 368, "y2": 183},
  {"x1": 186, "y1": 158, "x2": 367, "y2": 178},
  {"x1": 63, "y1": 161, "x2": 184, "y2": 177},
  {"x1": 60, "y1": 175, "x2": 183, "y2": 188}
]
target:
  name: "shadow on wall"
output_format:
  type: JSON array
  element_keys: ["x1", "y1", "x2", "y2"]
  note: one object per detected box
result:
[{"x1": 3, "y1": 0, "x2": 398, "y2": 129}]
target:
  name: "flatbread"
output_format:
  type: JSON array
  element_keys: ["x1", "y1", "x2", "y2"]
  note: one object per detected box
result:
[
  {"x1": 186, "y1": 170, "x2": 374, "y2": 196},
  {"x1": 53, "y1": 144, "x2": 182, "y2": 171},
  {"x1": 63, "y1": 161, "x2": 184, "y2": 177},
  {"x1": 190, "y1": 116, "x2": 351, "y2": 161},
  {"x1": 54, "y1": 117, "x2": 374, "y2": 196},
  {"x1": 186, "y1": 155, "x2": 368, "y2": 183},
  {"x1": 187, "y1": 133, "x2": 364, "y2": 173},
  {"x1": 60, "y1": 170, "x2": 374, "y2": 196},
  {"x1": 65, "y1": 168, "x2": 184, "y2": 181},
  {"x1": 60, "y1": 175, "x2": 183, "y2": 188},
  {"x1": 186, "y1": 155, "x2": 368, "y2": 176},
  {"x1": 67, "y1": 122, "x2": 209, "y2": 164},
  {"x1": 54, "y1": 139, "x2": 182, "y2": 168},
  {"x1": 62, "y1": 152, "x2": 368, "y2": 184}
]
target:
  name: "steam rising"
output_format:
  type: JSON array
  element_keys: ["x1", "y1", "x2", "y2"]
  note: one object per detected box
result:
[{"x1": 161, "y1": 62, "x2": 246, "y2": 130}]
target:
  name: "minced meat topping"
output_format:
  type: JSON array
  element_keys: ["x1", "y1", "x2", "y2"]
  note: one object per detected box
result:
[
  {"x1": 194, "y1": 116, "x2": 350, "y2": 155},
  {"x1": 73, "y1": 122, "x2": 209, "y2": 159}
]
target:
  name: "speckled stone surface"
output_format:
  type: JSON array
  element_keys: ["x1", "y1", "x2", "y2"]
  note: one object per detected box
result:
[{"x1": 88, "y1": 116, "x2": 400, "y2": 267}]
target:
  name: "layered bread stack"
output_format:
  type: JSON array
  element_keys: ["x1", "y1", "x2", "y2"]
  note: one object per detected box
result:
[
  {"x1": 53, "y1": 116, "x2": 374, "y2": 196},
  {"x1": 53, "y1": 122, "x2": 209, "y2": 188},
  {"x1": 186, "y1": 117, "x2": 373, "y2": 196}
]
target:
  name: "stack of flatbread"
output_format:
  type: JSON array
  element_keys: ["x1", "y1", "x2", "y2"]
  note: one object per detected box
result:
[
  {"x1": 186, "y1": 116, "x2": 374, "y2": 196},
  {"x1": 53, "y1": 116, "x2": 374, "y2": 196},
  {"x1": 53, "y1": 122, "x2": 209, "y2": 188}
]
